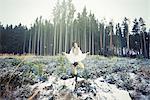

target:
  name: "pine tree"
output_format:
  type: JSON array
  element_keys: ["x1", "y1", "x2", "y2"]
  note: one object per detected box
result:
[
  {"x1": 139, "y1": 18, "x2": 148, "y2": 58},
  {"x1": 122, "y1": 17, "x2": 129, "y2": 55},
  {"x1": 109, "y1": 21, "x2": 114, "y2": 55}
]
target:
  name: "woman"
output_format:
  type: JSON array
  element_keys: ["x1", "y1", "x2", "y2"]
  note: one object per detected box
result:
[{"x1": 63, "y1": 42, "x2": 89, "y2": 82}]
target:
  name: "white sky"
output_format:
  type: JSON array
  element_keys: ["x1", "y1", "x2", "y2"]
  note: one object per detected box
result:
[{"x1": 0, "y1": 0, "x2": 149, "y2": 28}]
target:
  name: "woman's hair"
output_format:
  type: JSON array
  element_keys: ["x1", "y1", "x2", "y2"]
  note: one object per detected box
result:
[{"x1": 72, "y1": 41, "x2": 80, "y2": 47}]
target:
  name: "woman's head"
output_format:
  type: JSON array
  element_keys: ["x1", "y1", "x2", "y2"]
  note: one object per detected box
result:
[{"x1": 72, "y1": 42, "x2": 78, "y2": 48}]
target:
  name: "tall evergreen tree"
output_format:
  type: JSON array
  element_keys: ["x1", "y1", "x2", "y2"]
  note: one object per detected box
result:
[
  {"x1": 139, "y1": 18, "x2": 149, "y2": 58},
  {"x1": 122, "y1": 17, "x2": 129, "y2": 55},
  {"x1": 109, "y1": 21, "x2": 114, "y2": 55}
]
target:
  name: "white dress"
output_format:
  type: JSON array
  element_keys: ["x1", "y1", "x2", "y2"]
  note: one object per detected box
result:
[{"x1": 65, "y1": 47, "x2": 87, "y2": 63}]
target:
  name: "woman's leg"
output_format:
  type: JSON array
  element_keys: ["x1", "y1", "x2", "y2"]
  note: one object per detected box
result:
[
  {"x1": 72, "y1": 64, "x2": 78, "y2": 82},
  {"x1": 78, "y1": 62, "x2": 84, "y2": 69}
]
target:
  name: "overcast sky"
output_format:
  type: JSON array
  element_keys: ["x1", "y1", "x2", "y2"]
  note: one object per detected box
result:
[{"x1": 0, "y1": 0, "x2": 149, "y2": 28}]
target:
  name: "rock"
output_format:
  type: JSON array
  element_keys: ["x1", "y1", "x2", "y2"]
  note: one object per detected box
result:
[
  {"x1": 12, "y1": 85, "x2": 32, "y2": 99},
  {"x1": 28, "y1": 76, "x2": 131, "y2": 100},
  {"x1": 48, "y1": 96, "x2": 55, "y2": 100},
  {"x1": 105, "y1": 74, "x2": 117, "y2": 84},
  {"x1": 37, "y1": 76, "x2": 48, "y2": 82},
  {"x1": 138, "y1": 83, "x2": 150, "y2": 95},
  {"x1": 76, "y1": 92, "x2": 82, "y2": 97},
  {"x1": 129, "y1": 91, "x2": 149, "y2": 100},
  {"x1": 84, "y1": 97, "x2": 93, "y2": 100},
  {"x1": 94, "y1": 78, "x2": 131, "y2": 100},
  {"x1": 60, "y1": 75, "x2": 69, "y2": 80}
]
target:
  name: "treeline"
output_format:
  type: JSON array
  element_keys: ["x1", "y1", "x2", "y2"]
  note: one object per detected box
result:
[{"x1": 0, "y1": 0, "x2": 149, "y2": 58}]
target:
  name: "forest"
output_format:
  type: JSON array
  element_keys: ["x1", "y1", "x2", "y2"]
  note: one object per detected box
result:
[{"x1": 0, "y1": 0, "x2": 149, "y2": 59}]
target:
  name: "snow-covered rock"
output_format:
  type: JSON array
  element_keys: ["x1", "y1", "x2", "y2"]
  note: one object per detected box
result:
[{"x1": 29, "y1": 76, "x2": 131, "y2": 100}]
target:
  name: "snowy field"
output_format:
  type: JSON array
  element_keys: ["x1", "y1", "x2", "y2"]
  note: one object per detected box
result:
[{"x1": 0, "y1": 55, "x2": 150, "y2": 100}]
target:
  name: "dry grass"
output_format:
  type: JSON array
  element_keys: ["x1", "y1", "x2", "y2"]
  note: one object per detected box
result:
[{"x1": 0, "y1": 53, "x2": 35, "y2": 60}]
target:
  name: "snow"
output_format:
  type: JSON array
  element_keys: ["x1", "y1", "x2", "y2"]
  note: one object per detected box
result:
[
  {"x1": 0, "y1": 56, "x2": 149, "y2": 99},
  {"x1": 29, "y1": 76, "x2": 131, "y2": 100}
]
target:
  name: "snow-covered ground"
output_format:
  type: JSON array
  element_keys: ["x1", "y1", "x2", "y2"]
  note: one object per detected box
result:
[
  {"x1": 0, "y1": 55, "x2": 150, "y2": 100},
  {"x1": 29, "y1": 76, "x2": 131, "y2": 100}
]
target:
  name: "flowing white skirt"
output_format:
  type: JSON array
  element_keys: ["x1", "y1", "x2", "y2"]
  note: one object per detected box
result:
[{"x1": 65, "y1": 53, "x2": 87, "y2": 63}]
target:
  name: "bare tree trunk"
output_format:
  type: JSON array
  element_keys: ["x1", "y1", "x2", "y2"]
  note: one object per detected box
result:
[
  {"x1": 59, "y1": 22, "x2": 62, "y2": 54},
  {"x1": 74, "y1": 22, "x2": 77, "y2": 42},
  {"x1": 37, "y1": 25, "x2": 40, "y2": 55},
  {"x1": 65, "y1": 23, "x2": 68, "y2": 52},
  {"x1": 53, "y1": 23, "x2": 57, "y2": 55},
  {"x1": 40, "y1": 25, "x2": 43, "y2": 55},
  {"x1": 103, "y1": 27, "x2": 105, "y2": 55},
  {"x1": 23, "y1": 31, "x2": 26, "y2": 54},
  {"x1": 28, "y1": 31, "x2": 32, "y2": 54},
  {"x1": 56, "y1": 25, "x2": 59, "y2": 54},
  {"x1": 70, "y1": 23, "x2": 73, "y2": 48},
  {"x1": 43, "y1": 26, "x2": 47, "y2": 56},
  {"x1": 127, "y1": 32, "x2": 129, "y2": 51},
  {"x1": 77, "y1": 24, "x2": 80, "y2": 48},
  {"x1": 110, "y1": 29, "x2": 113, "y2": 54},
  {"x1": 84, "y1": 21, "x2": 87, "y2": 52},
  {"x1": 92, "y1": 23, "x2": 94, "y2": 55},
  {"x1": 89, "y1": 19, "x2": 91, "y2": 54},
  {"x1": 140, "y1": 33, "x2": 143, "y2": 55},
  {"x1": 33, "y1": 28, "x2": 37, "y2": 55},
  {"x1": 100, "y1": 27, "x2": 103, "y2": 52},
  {"x1": 143, "y1": 32, "x2": 147, "y2": 57}
]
